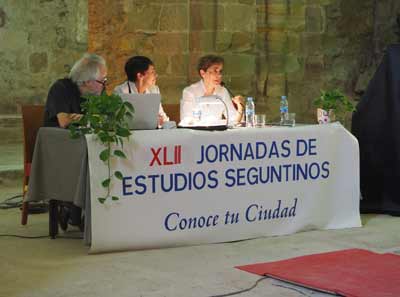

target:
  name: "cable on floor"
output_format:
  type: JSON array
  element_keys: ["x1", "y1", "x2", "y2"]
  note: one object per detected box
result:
[
  {"x1": 0, "y1": 194, "x2": 23, "y2": 209},
  {"x1": 208, "y1": 276, "x2": 268, "y2": 297},
  {"x1": 0, "y1": 234, "x2": 83, "y2": 239}
]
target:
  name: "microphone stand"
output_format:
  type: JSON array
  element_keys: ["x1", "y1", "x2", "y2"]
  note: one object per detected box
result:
[
  {"x1": 221, "y1": 81, "x2": 234, "y2": 97},
  {"x1": 214, "y1": 95, "x2": 229, "y2": 127},
  {"x1": 221, "y1": 81, "x2": 244, "y2": 125},
  {"x1": 198, "y1": 95, "x2": 229, "y2": 128}
]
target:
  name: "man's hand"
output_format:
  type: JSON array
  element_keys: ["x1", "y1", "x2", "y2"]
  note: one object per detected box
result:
[
  {"x1": 70, "y1": 113, "x2": 83, "y2": 121},
  {"x1": 57, "y1": 112, "x2": 83, "y2": 128}
]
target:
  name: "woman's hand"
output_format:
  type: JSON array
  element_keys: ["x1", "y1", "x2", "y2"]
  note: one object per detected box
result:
[
  {"x1": 232, "y1": 96, "x2": 245, "y2": 112},
  {"x1": 232, "y1": 95, "x2": 245, "y2": 123}
]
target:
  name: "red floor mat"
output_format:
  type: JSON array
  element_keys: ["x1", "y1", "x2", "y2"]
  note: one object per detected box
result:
[{"x1": 236, "y1": 249, "x2": 400, "y2": 297}]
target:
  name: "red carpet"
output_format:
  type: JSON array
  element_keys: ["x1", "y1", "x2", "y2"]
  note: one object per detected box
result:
[{"x1": 236, "y1": 249, "x2": 400, "y2": 297}]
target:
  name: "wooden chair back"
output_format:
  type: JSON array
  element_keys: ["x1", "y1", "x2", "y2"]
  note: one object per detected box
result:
[
  {"x1": 21, "y1": 104, "x2": 45, "y2": 225},
  {"x1": 163, "y1": 103, "x2": 180, "y2": 123}
]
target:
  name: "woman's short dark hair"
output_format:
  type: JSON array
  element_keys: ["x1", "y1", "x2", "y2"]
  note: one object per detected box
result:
[
  {"x1": 197, "y1": 55, "x2": 224, "y2": 74},
  {"x1": 125, "y1": 56, "x2": 153, "y2": 82}
]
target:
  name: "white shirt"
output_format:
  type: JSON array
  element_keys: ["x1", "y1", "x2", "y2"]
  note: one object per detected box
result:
[
  {"x1": 180, "y1": 80, "x2": 239, "y2": 125},
  {"x1": 113, "y1": 81, "x2": 169, "y2": 123}
]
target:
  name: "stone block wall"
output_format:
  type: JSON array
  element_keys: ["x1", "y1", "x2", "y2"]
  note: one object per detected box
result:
[
  {"x1": 256, "y1": 0, "x2": 400, "y2": 122},
  {"x1": 88, "y1": 0, "x2": 257, "y2": 106},
  {"x1": 0, "y1": 0, "x2": 87, "y2": 114},
  {"x1": 0, "y1": 0, "x2": 399, "y2": 125}
]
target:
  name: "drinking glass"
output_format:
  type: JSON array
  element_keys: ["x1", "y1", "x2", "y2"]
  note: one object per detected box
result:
[
  {"x1": 284, "y1": 113, "x2": 296, "y2": 127},
  {"x1": 255, "y1": 114, "x2": 266, "y2": 128}
]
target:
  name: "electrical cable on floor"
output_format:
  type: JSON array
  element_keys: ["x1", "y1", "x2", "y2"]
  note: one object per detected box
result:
[
  {"x1": 208, "y1": 276, "x2": 268, "y2": 297},
  {"x1": 0, "y1": 194, "x2": 23, "y2": 209},
  {"x1": 0, "y1": 193, "x2": 48, "y2": 213},
  {"x1": 0, "y1": 234, "x2": 83, "y2": 239},
  {"x1": 271, "y1": 283, "x2": 310, "y2": 296}
]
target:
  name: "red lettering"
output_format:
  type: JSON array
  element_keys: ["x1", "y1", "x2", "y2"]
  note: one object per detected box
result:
[
  {"x1": 150, "y1": 147, "x2": 162, "y2": 166},
  {"x1": 163, "y1": 147, "x2": 173, "y2": 165}
]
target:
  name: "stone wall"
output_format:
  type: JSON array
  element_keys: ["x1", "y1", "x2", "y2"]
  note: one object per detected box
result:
[
  {"x1": 88, "y1": 0, "x2": 400, "y2": 123},
  {"x1": 88, "y1": 0, "x2": 257, "y2": 106},
  {"x1": 257, "y1": 0, "x2": 399, "y2": 122},
  {"x1": 0, "y1": 0, "x2": 399, "y2": 123},
  {"x1": 0, "y1": 0, "x2": 87, "y2": 114}
]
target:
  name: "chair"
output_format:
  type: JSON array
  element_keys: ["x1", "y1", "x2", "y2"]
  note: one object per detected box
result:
[
  {"x1": 163, "y1": 103, "x2": 180, "y2": 124},
  {"x1": 20, "y1": 104, "x2": 45, "y2": 225}
]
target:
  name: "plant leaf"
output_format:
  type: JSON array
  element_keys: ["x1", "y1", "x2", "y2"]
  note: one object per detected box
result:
[
  {"x1": 98, "y1": 197, "x2": 106, "y2": 204},
  {"x1": 124, "y1": 101, "x2": 134, "y2": 113},
  {"x1": 116, "y1": 126, "x2": 131, "y2": 137},
  {"x1": 111, "y1": 196, "x2": 119, "y2": 201},
  {"x1": 102, "y1": 178, "x2": 111, "y2": 188},
  {"x1": 114, "y1": 171, "x2": 123, "y2": 180},
  {"x1": 99, "y1": 148, "x2": 110, "y2": 162},
  {"x1": 114, "y1": 150, "x2": 127, "y2": 158}
]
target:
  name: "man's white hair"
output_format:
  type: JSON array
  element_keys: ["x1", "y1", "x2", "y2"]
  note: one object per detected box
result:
[{"x1": 69, "y1": 53, "x2": 106, "y2": 85}]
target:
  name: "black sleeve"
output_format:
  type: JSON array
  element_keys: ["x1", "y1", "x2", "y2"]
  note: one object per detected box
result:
[{"x1": 46, "y1": 80, "x2": 72, "y2": 120}]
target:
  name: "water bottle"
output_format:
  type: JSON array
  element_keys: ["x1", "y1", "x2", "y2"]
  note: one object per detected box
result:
[
  {"x1": 280, "y1": 95, "x2": 288, "y2": 124},
  {"x1": 245, "y1": 97, "x2": 255, "y2": 127}
]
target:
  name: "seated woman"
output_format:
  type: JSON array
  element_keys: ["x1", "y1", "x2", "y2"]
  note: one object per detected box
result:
[
  {"x1": 114, "y1": 56, "x2": 169, "y2": 127},
  {"x1": 180, "y1": 55, "x2": 244, "y2": 126}
]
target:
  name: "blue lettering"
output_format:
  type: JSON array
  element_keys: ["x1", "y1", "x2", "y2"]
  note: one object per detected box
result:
[
  {"x1": 247, "y1": 167, "x2": 259, "y2": 185},
  {"x1": 255, "y1": 142, "x2": 267, "y2": 159},
  {"x1": 134, "y1": 175, "x2": 146, "y2": 195},
  {"x1": 244, "y1": 143, "x2": 255, "y2": 160},
  {"x1": 269, "y1": 141, "x2": 279, "y2": 158},
  {"x1": 321, "y1": 161, "x2": 330, "y2": 178},
  {"x1": 309, "y1": 162, "x2": 320, "y2": 179},
  {"x1": 164, "y1": 212, "x2": 179, "y2": 231},
  {"x1": 219, "y1": 144, "x2": 229, "y2": 162},
  {"x1": 122, "y1": 176, "x2": 133, "y2": 195},
  {"x1": 296, "y1": 139, "x2": 308, "y2": 156},
  {"x1": 208, "y1": 170, "x2": 219, "y2": 189},
  {"x1": 309, "y1": 138, "x2": 317, "y2": 155},
  {"x1": 193, "y1": 172, "x2": 206, "y2": 190},
  {"x1": 174, "y1": 173, "x2": 187, "y2": 192},
  {"x1": 245, "y1": 204, "x2": 258, "y2": 222},
  {"x1": 281, "y1": 140, "x2": 291, "y2": 157},
  {"x1": 237, "y1": 168, "x2": 246, "y2": 186},
  {"x1": 225, "y1": 169, "x2": 236, "y2": 187},
  {"x1": 148, "y1": 174, "x2": 159, "y2": 193},
  {"x1": 206, "y1": 145, "x2": 218, "y2": 163}
]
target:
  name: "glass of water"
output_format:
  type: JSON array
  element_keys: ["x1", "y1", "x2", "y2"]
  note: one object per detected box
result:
[
  {"x1": 284, "y1": 113, "x2": 296, "y2": 127},
  {"x1": 192, "y1": 107, "x2": 202, "y2": 123},
  {"x1": 255, "y1": 114, "x2": 266, "y2": 128}
]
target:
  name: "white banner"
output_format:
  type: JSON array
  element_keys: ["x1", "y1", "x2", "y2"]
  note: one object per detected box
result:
[{"x1": 86, "y1": 123, "x2": 361, "y2": 253}]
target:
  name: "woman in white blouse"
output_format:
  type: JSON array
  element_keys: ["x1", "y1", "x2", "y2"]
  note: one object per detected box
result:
[
  {"x1": 180, "y1": 55, "x2": 244, "y2": 125},
  {"x1": 114, "y1": 56, "x2": 169, "y2": 126}
]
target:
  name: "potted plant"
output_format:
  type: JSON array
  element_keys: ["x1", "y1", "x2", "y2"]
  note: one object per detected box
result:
[
  {"x1": 69, "y1": 93, "x2": 134, "y2": 204},
  {"x1": 313, "y1": 89, "x2": 355, "y2": 124}
]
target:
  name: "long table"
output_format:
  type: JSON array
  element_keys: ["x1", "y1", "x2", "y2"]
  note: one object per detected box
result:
[{"x1": 27, "y1": 124, "x2": 361, "y2": 253}]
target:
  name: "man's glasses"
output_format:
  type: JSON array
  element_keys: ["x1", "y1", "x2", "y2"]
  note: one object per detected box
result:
[{"x1": 95, "y1": 78, "x2": 108, "y2": 86}]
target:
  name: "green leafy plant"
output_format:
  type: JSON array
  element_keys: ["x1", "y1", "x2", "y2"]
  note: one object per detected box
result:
[
  {"x1": 313, "y1": 89, "x2": 355, "y2": 118},
  {"x1": 69, "y1": 93, "x2": 134, "y2": 204}
]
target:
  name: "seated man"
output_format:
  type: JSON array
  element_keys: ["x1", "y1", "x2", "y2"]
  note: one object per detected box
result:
[
  {"x1": 180, "y1": 55, "x2": 244, "y2": 125},
  {"x1": 44, "y1": 53, "x2": 107, "y2": 128},
  {"x1": 113, "y1": 56, "x2": 169, "y2": 127},
  {"x1": 43, "y1": 53, "x2": 107, "y2": 228}
]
